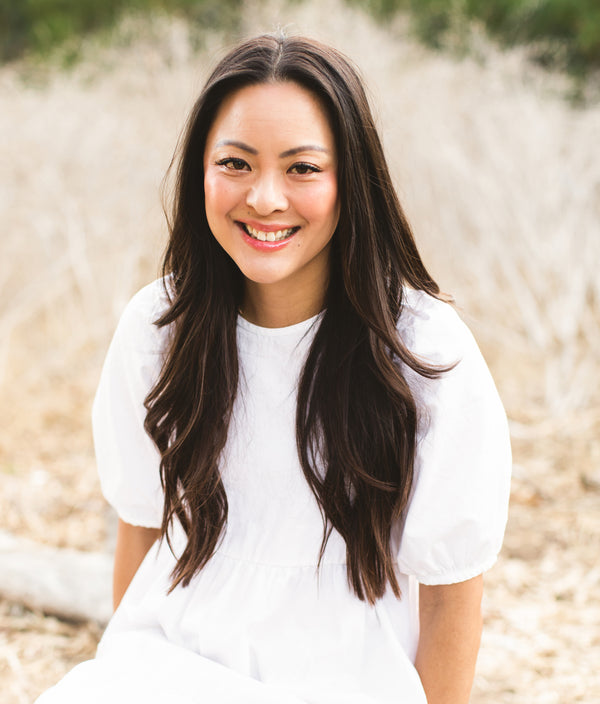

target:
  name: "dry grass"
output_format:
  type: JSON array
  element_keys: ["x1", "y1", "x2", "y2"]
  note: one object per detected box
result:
[
  {"x1": 0, "y1": 1, "x2": 598, "y2": 702},
  {"x1": 0, "y1": 600, "x2": 102, "y2": 704}
]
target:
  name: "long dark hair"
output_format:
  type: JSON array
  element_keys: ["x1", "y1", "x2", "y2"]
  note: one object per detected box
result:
[{"x1": 145, "y1": 34, "x2": 447, "y2": 604}]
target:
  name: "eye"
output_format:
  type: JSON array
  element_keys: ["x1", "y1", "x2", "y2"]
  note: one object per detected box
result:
[
  {"x1": 216, "y1": 157, "x2": 250, "y2": 171},
  {"x1": 289, "y1": 162, "x2": 321, "y2": 175}
]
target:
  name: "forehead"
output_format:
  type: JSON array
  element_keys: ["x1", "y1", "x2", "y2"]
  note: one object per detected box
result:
[{"x1": 206, "y1": 81, "x2": 335, "y2": 150}]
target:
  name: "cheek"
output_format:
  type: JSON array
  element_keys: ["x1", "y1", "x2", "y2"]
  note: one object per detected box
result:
[
  {"x1": 204, "y1": 174, "x2": 238, "y2": 221},
  {"x1": 305, "y1": 177, "x2": 339, "y2": 226},
  {"x1": 204, "y1": 175, "x2": 221, "y2": 218}
]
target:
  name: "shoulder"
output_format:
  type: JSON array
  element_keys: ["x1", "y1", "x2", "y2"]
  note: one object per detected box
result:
[
  {"x1": 111, "y1": 278, "x2": 172, "y2": 356},
  {"x1": 398, "y1": 288, "x2": 473, "y2": 367},
  {"x1": 398, "y1": 289, "x2": 503, "y2": 413},
  {"x1": 119, "y1": 277, "x2": 171, "y2": 327}
]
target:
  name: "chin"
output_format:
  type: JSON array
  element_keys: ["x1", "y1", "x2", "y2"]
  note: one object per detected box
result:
[{"x1": 234, "y1": 260, "x2": 289, "y2": 285}]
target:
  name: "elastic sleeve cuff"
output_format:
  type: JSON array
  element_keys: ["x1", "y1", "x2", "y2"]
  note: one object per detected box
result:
[
  {"x1": 106, "y1": 502, "x2": 163, "y2": 530},
  {"x1": 409, "y1": 553, "x2": 499, "y2": 586}
]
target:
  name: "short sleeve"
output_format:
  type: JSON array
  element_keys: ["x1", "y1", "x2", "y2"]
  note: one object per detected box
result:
[
  {"x1": 396, "y1": 291, "x2": 512, "y2": 585},
  {"x1": 92, "y1": 280, "x2": 169, "y2": 529}
]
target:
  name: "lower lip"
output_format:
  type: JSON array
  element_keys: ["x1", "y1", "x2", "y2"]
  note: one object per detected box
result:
[{"x1": 239, "y1": 225, "x2": 297, "y2": 251}]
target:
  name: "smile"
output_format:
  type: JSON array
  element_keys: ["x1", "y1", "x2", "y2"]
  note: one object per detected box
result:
[{"x1": 239, "y1": 222, "x2": 299, "y2": 242}]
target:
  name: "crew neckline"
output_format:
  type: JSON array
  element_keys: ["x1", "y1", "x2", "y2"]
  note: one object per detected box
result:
[{"x1": 236, "y1": 310, "x2": 324, "y2": 338}]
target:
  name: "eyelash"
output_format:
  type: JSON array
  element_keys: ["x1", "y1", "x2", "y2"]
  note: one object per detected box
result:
[
  {"x1": 289, "y1": 162, "x2": 321, "y2": 175},
  {"x1": 215, "y1": 158, "x2": 321, "y2": 175},
  {"x1": 216, "y1": 157, "x2": 248, "y2": 170}
]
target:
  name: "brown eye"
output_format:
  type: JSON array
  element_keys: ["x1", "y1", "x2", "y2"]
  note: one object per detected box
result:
[
  {"x1": 217, "y1": 158, "x2": 249, "y2": 171},
  {"x1": 289, "y1": 163, "x2": 320, "y2": 175}
]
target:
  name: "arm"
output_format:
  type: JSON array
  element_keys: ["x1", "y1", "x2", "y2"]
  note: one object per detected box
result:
[
  {"x1": 113, "y1": 518, "x2": 161, "y2": 610},
  {"x1": 414, "y1": 575, "x2": 483, "y2": 704}
]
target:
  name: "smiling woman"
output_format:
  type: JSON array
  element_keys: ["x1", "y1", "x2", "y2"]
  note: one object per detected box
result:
[
  {"x1": 36, "y1": 33, "x2": 511, "y2": 704},
  {"x1": 203, "y1": 81, "x2": 340, "y2": 326}
]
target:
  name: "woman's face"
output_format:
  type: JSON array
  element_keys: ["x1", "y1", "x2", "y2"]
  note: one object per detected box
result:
[{"x1": 203, "y1": 81, "x2": 339, "y2": 318}]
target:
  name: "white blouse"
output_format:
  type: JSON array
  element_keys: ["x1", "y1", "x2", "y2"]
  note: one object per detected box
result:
[{"x1": 39, "y1": 278, "x2": 511, "y2": 704}]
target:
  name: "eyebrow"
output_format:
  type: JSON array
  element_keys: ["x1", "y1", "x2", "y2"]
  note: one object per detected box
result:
[
  {"x1": 215, "y1": 140, "x2": 258, "y2": 154},
  {"x1": 279, "y1": 145, "x2": 329, "y2": 158},
  {"x1": 215, "y1": 140, "x2": 329, "y2": 158}
]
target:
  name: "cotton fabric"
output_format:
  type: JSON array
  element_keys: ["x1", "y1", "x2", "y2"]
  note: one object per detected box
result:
[{"x1": 37, "y1": 279, "x2": 511, "y2": 703}]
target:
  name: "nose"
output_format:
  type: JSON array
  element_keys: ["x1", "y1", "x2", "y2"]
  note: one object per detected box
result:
[{"x1": 245, "y1": 171, "x2": 288, "y2": 215}]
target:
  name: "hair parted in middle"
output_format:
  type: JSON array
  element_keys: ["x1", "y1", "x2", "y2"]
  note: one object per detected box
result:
[{"x1": 144, "y1": 33, "x2": 448, "y2": 604}]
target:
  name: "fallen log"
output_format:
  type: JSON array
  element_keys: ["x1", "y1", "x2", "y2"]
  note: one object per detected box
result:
[{"x1": 0, "y1": 530, "x2": 112, "y2": 625}]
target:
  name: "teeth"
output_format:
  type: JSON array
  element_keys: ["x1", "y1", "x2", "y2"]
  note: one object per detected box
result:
[{"x1": 245, "y1": 224, "x2": 295, "y2": 242}]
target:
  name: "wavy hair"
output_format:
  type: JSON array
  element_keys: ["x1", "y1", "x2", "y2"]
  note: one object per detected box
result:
[{"x1": 145, "y1": 34, "x2": 447, "y2": 603}]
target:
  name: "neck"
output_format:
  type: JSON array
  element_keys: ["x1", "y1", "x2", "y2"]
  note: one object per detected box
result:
[{"x1": 241, "y1": 281, "x2": 327, "y2": 328}]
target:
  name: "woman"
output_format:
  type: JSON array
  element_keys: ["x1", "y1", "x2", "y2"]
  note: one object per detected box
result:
[{"x1": 37, "y1": 33, "x2": 511, "y2": 704}]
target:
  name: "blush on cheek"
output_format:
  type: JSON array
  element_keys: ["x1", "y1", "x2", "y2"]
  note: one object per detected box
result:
[{"x1": 205, "y1": 176, "x2": 238, "y2": 212}]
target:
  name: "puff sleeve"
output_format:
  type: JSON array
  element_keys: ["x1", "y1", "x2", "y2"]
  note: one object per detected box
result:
[
  {"x1": 92, "y1": 280, "x2": 169, "y2": 529},
  {"x1": 396, "y1": 291, "x2": 512, "y2": 585}
]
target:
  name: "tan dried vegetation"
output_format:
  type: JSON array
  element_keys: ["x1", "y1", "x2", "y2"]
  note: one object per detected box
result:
[{"x1": 0, "y1": 0, "x2": 598, "y2": 701}]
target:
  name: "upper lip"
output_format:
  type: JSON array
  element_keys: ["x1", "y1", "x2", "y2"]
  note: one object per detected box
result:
[{"x1": 238, "y1": 220, "x2": 298, "y2": 233}]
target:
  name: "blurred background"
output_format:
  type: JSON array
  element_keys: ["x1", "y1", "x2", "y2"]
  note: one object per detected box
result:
[{"x1": 0, "y1": 0, "x2": 599, "y2": 701}]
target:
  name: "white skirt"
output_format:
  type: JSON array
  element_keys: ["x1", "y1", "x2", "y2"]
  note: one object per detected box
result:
[{"x1": 35, "y1": 539, "x2": 427, "y2": 704}]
